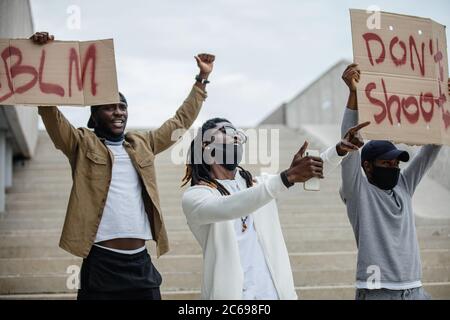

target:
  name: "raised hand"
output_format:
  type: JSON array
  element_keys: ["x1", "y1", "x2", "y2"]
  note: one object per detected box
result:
[
  {"x1": 342, "y1": 63, "x2": 360, "y2": 110},
  {"x1": 285, "y1": 141, "x2": 324, "y2": 184},
  {"x1": 30, "y1": 32, "x2": 54, "y2": 45},
  {"x1": 195, "y1": 53, "x2": 215, "y2": 77},
  {"x1": 342, "y1": 63, "x2": 360, "y2": 92},
  {"x1": 336, "y1": 121, "x2": 371, "y2": 156}
]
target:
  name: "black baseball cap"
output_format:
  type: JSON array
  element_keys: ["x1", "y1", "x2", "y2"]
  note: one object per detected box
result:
[
  {"x1": 361, "y1": 140, "x2": 410, "y2": 164},
  {"x1": 87, "y1": 92, "x2": 128, "y2": 129}
]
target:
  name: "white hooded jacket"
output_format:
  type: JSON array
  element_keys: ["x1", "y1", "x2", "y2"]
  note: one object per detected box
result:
[{"x1": 181, "y1": 146, "x2": 345, "y2": 299}]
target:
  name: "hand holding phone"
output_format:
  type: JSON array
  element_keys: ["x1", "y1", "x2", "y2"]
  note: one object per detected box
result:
[{"x1": 304, "y1": 149, "x2": 320, "y2": 191}]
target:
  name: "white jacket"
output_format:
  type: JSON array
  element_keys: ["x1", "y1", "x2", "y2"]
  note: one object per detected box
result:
[{"x1": 181, "y1": 146, "x2": 345, "y2": 299}]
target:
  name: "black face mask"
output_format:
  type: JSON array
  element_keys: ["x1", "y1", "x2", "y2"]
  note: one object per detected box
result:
[
  {"x1": 211, "y1": 143, "x2": 243, "y2": 171},
  {"x1": 371, "y1": 165, "x2": 400, "y2": 190}
]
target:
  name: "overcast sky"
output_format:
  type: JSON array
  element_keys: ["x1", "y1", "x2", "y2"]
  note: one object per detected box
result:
[{"x1": 30, "y1": 0, "x2": 450, "y2": 128}]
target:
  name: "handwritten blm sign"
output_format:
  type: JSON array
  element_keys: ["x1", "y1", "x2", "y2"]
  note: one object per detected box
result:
[
  {"x1": 0, "y1": 39, "x2": 119, "y2": 106},
  {"x1": 350, "y1": 9, "x2": 450, "y2": 146}
]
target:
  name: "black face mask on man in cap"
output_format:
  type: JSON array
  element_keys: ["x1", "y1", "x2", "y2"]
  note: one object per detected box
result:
[
  {"x1": 361, "y1": 140, "x2": 409, "y2": 191},
  {"x1": 371, "y1": 165, "x2": 401, "y2": 190}
]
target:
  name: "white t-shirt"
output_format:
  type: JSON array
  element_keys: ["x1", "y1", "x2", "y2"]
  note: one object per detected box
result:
[
  {"x1": 216, "y1": 176, "x2": 279, "y2": 300},
  {"x1": 95, "y1": 139, "x2": 153, "y2": 243}
]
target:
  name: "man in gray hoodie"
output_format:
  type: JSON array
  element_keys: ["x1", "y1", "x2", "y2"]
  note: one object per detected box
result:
[{"x1": 339, "y1": 63, "x2": 447, "y2": 300}]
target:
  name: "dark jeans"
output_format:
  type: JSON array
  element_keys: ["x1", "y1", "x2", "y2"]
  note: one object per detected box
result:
[
  {"x1": 77, "y1": 245, "x2": 162, "y2": 300},
  {"x1": 355, "y1": 287, "x2": 432, "y2": 300}
]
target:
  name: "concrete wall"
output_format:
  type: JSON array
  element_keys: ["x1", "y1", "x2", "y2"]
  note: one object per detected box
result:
[
  {"x1": 285, "y1": 60, "x2": 350, "y2": 128},
  {"x1": 259, "y1": 103, "x2": 286, "y2": 125},
  {"x1": 0, "y1": 0, "x2": 37, "y2": 158},
  {"x1": 259, "y1": 60, "x2": 350, "y2": 127},
  {"x1": 428, "y1": 146, "x2": 450, "y2": 190},
  {"x1": 0, "y1": 0, "x2": 36, "y2": 213}
]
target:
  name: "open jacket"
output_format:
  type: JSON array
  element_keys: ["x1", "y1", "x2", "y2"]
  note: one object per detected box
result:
[
  {"x1": 181, "y1": 146, "x2": 346, "y2": 299},
  {"x1": 39, "y1": 85, "x2": 207, "y2": 258}
]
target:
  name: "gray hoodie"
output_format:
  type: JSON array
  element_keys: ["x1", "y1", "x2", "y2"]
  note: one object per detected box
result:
[{"x1": 340, "y1": 108, "x2": 442, "y2": 289}]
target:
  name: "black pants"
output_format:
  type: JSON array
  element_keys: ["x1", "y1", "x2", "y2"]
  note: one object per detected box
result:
[{"x1": 77, "y1": 245, "x2": 162, "y2": 300}]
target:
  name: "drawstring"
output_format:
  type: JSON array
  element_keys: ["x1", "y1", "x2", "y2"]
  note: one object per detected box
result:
[{"x1": 401, "y1": 288, "x2": 412, "y2": 299}]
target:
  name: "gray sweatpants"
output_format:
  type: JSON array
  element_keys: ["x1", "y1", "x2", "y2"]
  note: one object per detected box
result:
[{"x1": 355, "y1": 287, "x2": 432, "y2": 300}]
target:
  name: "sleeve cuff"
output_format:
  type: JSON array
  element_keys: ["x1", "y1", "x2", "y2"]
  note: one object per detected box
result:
[
  {"x1": 191, "y1": 84, "x2": 208, "y2": 100},
  {"x1": 344, "y1": 108, "x2": 358, "y2": 120},
  {"x1": 341, "y1": 108, "x2": 359, "y2": 138},
  {"x1": 38, "y1": 105, "x2": 57, "y2": 115},
  {"x1": 322, "y1": 145, "x2": 347, "y2": 168},
  {"x1": 265, "y1": 173, "x2": 289, "y2": 198}
]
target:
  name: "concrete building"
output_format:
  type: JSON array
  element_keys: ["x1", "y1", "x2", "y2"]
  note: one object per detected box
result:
[
  {"x1": 0, "y1": 0, "x2": 37, "y2": 214},
  {"x1": 260, "y1": 60, "x2": 351, "y2": 126}
]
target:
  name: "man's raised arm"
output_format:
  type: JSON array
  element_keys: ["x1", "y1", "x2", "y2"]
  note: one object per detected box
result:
[
  {"x1": 340, "y1": 63, "x2": 366, "y2": 201},
  {"x1": 149, "y1": 54, "x2": 215, "y2": 155},
  {"x1": 31, "y1": 32, "x2": 81, "y2": 161},
  {"x1": 38, "y1": 106, "x2": 81, "y2": 161}
]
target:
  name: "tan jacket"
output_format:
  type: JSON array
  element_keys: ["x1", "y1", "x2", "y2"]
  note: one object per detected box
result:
[{"x1": 38, "y1": 85, "x2": 207, "y2": 258}]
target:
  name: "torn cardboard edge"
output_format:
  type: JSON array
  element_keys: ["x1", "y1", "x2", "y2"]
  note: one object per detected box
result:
[
  {"x1": 350, "y1": 9, "x2": 450, "y2": 146},
  {"x1": 0, "y1": 38, "x2": 119, "y2": 107}
]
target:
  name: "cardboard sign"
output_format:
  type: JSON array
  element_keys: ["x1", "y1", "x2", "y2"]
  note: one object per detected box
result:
[
  {"x1": 350, "y1": 9, "x2": 450, "y2": 146},
  {"x1": 0, "y1": 39, "x2": 119, "y2": 106}
]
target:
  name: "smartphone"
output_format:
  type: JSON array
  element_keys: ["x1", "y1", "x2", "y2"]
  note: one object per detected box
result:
[{"x1": 304, "y1": 149, "x2": 320, "y2": 191}]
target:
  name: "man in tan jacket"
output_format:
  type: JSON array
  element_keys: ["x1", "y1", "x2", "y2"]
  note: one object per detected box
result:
[{"x1": 30, "y1": 32, "x2": 215, "y2": 300}]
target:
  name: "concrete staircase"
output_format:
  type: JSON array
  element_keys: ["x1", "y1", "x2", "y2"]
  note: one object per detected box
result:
[{"x1": 0, "y1": 127, "x2": 449, "y2": 300}]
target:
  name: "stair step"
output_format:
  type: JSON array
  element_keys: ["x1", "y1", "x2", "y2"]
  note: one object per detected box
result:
[
  {"x1": 2, "y1": 129, "x2": 449, "y2": 299},
  {"x1": 1, "y1": 226, "x2": 448, "y2": 243},
  {"x1": 1, "y1": 282, "x2": 450, "y2": 300},
  {"x1": 1, "y1": 250, "x2": 448, "y2": 275},
  {"x1": 3, "y1": 238, "x2": 450, "y2": 259}
]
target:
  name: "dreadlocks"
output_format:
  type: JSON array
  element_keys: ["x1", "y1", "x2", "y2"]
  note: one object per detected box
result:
[{"x1": 181, "y1": 118, "x2": 254, "y2": 195}]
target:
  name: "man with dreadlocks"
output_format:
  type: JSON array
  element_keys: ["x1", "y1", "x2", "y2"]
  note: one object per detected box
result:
[{"x1": 181, "y1": 118, "x2": 369, "y2": 299}]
